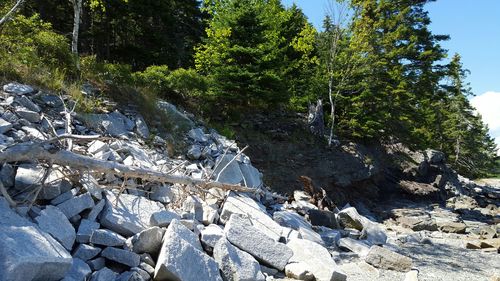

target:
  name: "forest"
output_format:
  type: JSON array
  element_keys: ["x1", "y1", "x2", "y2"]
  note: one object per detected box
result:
[{"x1": 0, "y1": 0, "x2": 498, "y2": 178}]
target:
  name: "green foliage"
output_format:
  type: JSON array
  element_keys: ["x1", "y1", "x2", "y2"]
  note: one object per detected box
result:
[
  {"x1": 133, "y1": 65, "x2": 171, "y2": 92},
  {"x1": 81, "y1": 55, "x2": 134, "y2": 85},
  {"x1": 166, "y1": 68, "x2": 208, "y2": 97}
]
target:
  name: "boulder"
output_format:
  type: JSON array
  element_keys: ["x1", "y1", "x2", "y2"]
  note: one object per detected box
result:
[
  {"x1": 57, "y1": 193, "x2": 95, "y2": 218},
  {"x1": 135, "y1": 115, "x2": 150, "y2": 139},
  {"x1": 35, "y1": 205, "x2": 76, "y2": 250},
  {"x1": 201, "y1": 224, "x2": 225, "y2": 249},
  {"x1": 360, "y1": 221, "x2": 387, "y2": 245},
  {"x1": 338, "y1": 207, "x2": 364, "y2": 231},
  {"x1": 214, "y1": 154, "x2": 244, "y2": 185},
  {"x1": 101, "y1": 247, "x2": 141, "y2": 267},
  {"x1": 87, "y1": 199, "x2": 105, "y2": 221},
  {"x1": 274, "y1": 210, "x2": 323, "y2": 244},
  {"x1": 0, "y1": 163, "x2": 15, "y2": 188},
  {"x1": 156, "y1": 101, "x2": 194, "y2": 132},
  {"x1": 126, "y1": 226, "x2": 166, "y2": 254},
  {"x1": 188, "y1": 128, "x2": 208, "y2": 143},
  {"x1": 80, "y1": 174, "x2": 103, "y2": 200},
  {"x1": 338, "y1": 238, "x2": 370, "y2": 258},
  {"x1": 100, "y1": 191, "x2": 165, "y2": 236},
  {"x1": 397, "y1": 215, "x2": 437, "y2": 231},
  {"x1": 220, "y1": 192, "x2": 283, "y2": 241},
  {"x1": 0, "y1": 198, "x2": 72, "y2": 281},
  {"x1": 307, "y1": 209, "x2": 339, "y2": 229},
  {"x1": 154, "y1": 219, "x2": 222, "y2": 281},
  {"x1": 90, "y1": 229, "x2": 127, "y2": 247},
  {"x1": 364, "y1": 245, "x2": 413, "y2": 272},
  {"x1": 214, "y1": 238, "x2": 266, "y2": 281},
  {"x1": 76, "y1": 219, "x2": 100, "y2": 243},
  {"x1": 87, "y1": 258, "x2": 106, "y2": 271},
  {"x1": 15, "y1": 95, "x2": 41, "y2": 112},
  {"x1": 224, "y1": 214, "x2": 293, "y2": 271},
  {"x1": 61, "y1": 258, "x2": 92, "y2": 281},
  {"x1": 239, "y1": 163, "x2": 262, "y2": 188},
  {"x1": 149, "y1": 184, "x2": 175, "y2": 204},
  {"x1": 0, "y1": 118, "x2": 13, "y2": 134},
  {"x1": 149, "y1": 210, "x2": 181, "y2": 227},
  {"x1": 15, "y1": 164, "x2": 45, "y2": 191},
  {"x1": 3, "y1": 82, "x2": 35, "y2": 95},
  {"x1": 287, "y1": 238, "x2": 346, "y2": 281},
  {"x1": 73, "y1": 244, "x2": 101, "y2": 261},
  {"x1": 187, "y1": 145, "x2": 202, "y2": 160},
  {"x1": 437, "y1": 221, "x2": 467, "y2": 234},
  {"x1": 285, "y1": 262, "x2": 315, "y2": 281},
  {"x1": 90, "y1": 267, "x2": 118, "y2": 281},
  {"x1": 16, "y1": 107, "x2": 41, "y2": 123}
]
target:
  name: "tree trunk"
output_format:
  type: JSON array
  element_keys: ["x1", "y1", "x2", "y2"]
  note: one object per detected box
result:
[
  {"x1": 0, "y1": 0, "x2": 25, "y2": 28},
  {"x1": 71, "y1": 0, "x2": 82, "y2": 70}
]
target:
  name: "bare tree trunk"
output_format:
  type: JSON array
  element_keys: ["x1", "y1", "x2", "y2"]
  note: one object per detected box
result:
[
  {"x1": 328, "y1": 77, "x2": 334, "y2": 145},
  {"x1": 71, "y1": 0, "x2": 82, "y2": 70},
  {"x1": 0, "y1": 0, "x2": 26, "y2": 27}
]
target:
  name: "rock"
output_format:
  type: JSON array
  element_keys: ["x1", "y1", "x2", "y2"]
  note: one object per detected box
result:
[
  {"x1": 80, "y1": 174, "x2": 103, "y2": 200},
  {"x1": 87, "y1": 257, "x2": 106, "y2": 271},
  {"x1": 188, "y1": 128, "x2": 208, "y2": 143},
  {"x1": 360, "y1": 221, "x2": 387, "y2": 245},
  {"x1": 154, "y1": 219, "x2": 222, "y2": 281},
  {"x1": 220, "y1": 192, "x2": 283, "y2": 241},
  {"x1": 15, "y1": 95, "x2": 41, "y2": 112},
  {"x1": 187, "y1": 145, "x2": 202, "y2": 160},
  {"x1": 90, "y1": 267, "x2": 118, "y2": 281},
  {"x1": 0, "y1": 198, "x2": 72, "y2": 281},
  {"x1": 285, "y1": 263, "x2": 315, "y2": 281},
  {"x1": 126, "y1": 226, "x2": 166, "y2": 254},
  {"x1": 15, "y1": 163, "x2": 45, "y2": 191},
  {"x1": 16, "y1": 107, "x2": 41, "y2": 123},
  {"x1": 397, "y1": 215, "x2": 437, "y2": 231},
  {"x1": 201, "y1": 224, "x2": 225, "y2": 249},
  {"x1": 157, "y1": 101, "x2": 194, "y2": 132},
  {"x1": 117, "y1": 271, "x2": 146, "y2": 281},
  {"x1": 319, "y1": 227, "x2": 342, "y2": 247},
  {"x1": 87, "y1": 199, "x2": 105, "y2": 221},
  {"x1": 338, "y1": 238, "x2": 371, "y2": 258},
  {"x1": 307, "y1": 209, "x2": 339, "y2": 229},
  {"x1": 76, "y1": 219, "x2": 100, "y2": 243},
  {"x1": 101, "y1": 247, "x2": 141, "y2": 267},
  {"x1": 0, "y1": 163, "x2": 15, "y2": 188},
  {"x1": 3, "y1": 82, "x2": 35, "y2": 95},
  {"x1": 0, "y1": 118, "x2": 13, "y2": 134},
  {"x1": 80, "y1": 111, "x2": 132, "y2": 137},
  {"x1": 140, "y1": 253, "x2": 156, "y2": 268},
  {"x1": 90, "y1": 229, "x2": 127, "y2": 246},
  {"x1": 426, "y1": 149, "x2": 445, "y2": 164},
  {"x1": 51, "y1": 188, "x2": 78, "y2": 205},
  {"x1": 214, "y1": 238, "x2": 266, "y2": 281},
  {"x1": 35, "y1": 205, "x2": 76, "y2": 250},
  {"x1": 57, "y1": 192, "x2": 95, "y2": 219},
  {"x1": 364, "y1": 245, "x2": 413, "y2": 272},
  {"x1": 404, "y1": 270, "x2": 419, "y2": 281},
  {"x1": 135, "y1": 115, "x2": 150, "y2": 139},
  {"x1": 437, "y1": 221, "x2": 467, "y2": 234},
  {"x1": 213, "y1": 154, "x2": 244, "y2": 185},
  {"x1": 274, "y1": 211, "x2": 323, "y2": 244},
  {"x1": 139, "y1": 262, "x2": 155, "y2": 276},
  {"x1": 337, "y1": 261, "x2": 380, "y2": 281},
  {"x1": 338, "y1": 207, "x2": 364, "y2": 231},
  {"x1": 149, "y1": 184, "x2": 174, "y2": 204},
  {"x1": 73, "y1": 244, "x2": 101, "y2": 261},
  {"x1": 61, "y1": 258, "x2": 92, "y2": 281},
  {"x1": 149, "y1": 210, "x2": 181, "y2": 227},
  {"x1": 224, "y1": 214, "x2": 293, "y2": 271},
  {"x1": 100, "y1": 191, "x2": 165, "y2": 236},
  {"x1": 38, "y1": 171, "x2": 72, "y2": 200},
  {"x1": 287, "y1": 238, "x2": 346, "y2": 281}
]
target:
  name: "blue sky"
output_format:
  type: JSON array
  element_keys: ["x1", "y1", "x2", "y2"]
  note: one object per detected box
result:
[{"x1": 282, "y1": 0, "x2": 500, "y2": 152}]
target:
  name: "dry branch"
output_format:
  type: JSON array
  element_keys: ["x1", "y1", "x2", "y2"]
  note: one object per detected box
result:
[{"x1": 0, "y1": 143, "x2": 256, "y2": 193}]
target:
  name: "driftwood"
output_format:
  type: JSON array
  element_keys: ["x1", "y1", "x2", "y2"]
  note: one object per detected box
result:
[
  {"x1": 0, "y1": 142, "x2": 257, "y2": 194},
  {"x1": 298, "y1": 175, "x2": 335, "y2": 211}
]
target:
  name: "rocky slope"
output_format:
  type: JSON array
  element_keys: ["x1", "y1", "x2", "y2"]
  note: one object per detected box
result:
[{"x1": 0, "y1": 82, "x2": 498, "y2": 281}]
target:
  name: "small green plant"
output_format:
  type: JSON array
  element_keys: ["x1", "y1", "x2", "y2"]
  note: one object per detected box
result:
[{"x1": 166, "y1": 68, "x2": 208, "y2": 97}]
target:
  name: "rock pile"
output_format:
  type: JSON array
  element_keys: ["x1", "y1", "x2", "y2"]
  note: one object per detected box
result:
[{"x1": 2, "y1": 82, "x2": 497, "y2": 281}]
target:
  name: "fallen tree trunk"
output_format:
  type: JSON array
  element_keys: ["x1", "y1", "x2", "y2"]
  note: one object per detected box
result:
[{"x1": 0, "y1": 143, "x2": 256, "y2": 193}]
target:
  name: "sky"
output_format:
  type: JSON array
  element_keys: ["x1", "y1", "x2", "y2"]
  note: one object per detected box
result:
[{"x1": 282, "y1": 0, "x2": 500, "y2": 153}]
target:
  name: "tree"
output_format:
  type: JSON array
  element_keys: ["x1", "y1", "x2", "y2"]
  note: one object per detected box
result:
[
  {"x1": 71, "y1": 0, "x2": 82, "y2": 70},
  {"x1": 0, "y1": 0, "x2": 26, "y2": 28}
]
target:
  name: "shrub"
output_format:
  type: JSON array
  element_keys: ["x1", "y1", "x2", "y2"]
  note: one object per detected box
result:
[
  {"x1": 166, "y1": 68, "x2": 208, "y2": 97},
  {"x1": 133, "y1": 65, "x2": 170, "y2": 92},
  {"x1": 81, "y1": 55, "x2": 134, "y2": 85}
]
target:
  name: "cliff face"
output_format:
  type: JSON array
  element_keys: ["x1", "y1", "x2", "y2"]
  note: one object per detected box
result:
[{"x1": 0, "y1": 82, "x2": 499, "y2": 281}]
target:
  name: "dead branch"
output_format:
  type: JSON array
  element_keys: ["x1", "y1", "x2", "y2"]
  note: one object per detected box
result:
[
  {"x1": 0, "y1": 142, "x2": 256, "y2": 193},
  {"x1": 0, "y1": 0, "x2": 25, "y2": 27}
]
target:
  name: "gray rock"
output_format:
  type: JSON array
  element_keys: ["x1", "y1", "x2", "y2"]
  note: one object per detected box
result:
[
  {"x1": 16, "y1": 107, "x2": 41, "y2": 123},
  {"x1": 156, "y1": 101, "x2": 194, "y2": 132},
  {"x1": 140, "y1": 253, "x2": 156, "y2": 268},
  {"x1": 360, "y1": 221, "x2": 387, "y2": 245},
  {"x1": 132, "y1": 267, "x2": 151, "y2": 281},
  {"x1": 87, "y1": 257, "x2": 106, "y2": 271},
  {"x1": 287, "y1": 238, "x2": 346, "y2": 281},
  {"x1": 274, "y1": 211, "x2": 323, "y2": 244},
  {"x1": 76, "y1": 219, "x2": 100, "y2": 243},
  {"x1": 0, "y1": 163, "x2": 15, "y2": 188},
  {"x1": 214, "y1": 154, "x2": 244, "y2": 185},
  {"x1": 90, "y1": 229, "x2": 127, "y2": 246},
  {"x1": 101, "y1": 247, "x2": 141, "y2": 267},
  {"x1": 80, "y1": 174, "x2": 103, "y2": 200},
  {"x1": 79, "y1": 111, "x2": 131, "y2": 137},
  {"x1": 15, "y1": 164, "x2": 45, "y2": 191},
  {"x1": 149, "y1": 184, "x2": 174, "y2": 204},
  {"x1": 126, "y1": 226, "x2": 165, "y2": 254},
  {"x1": 139, "y1": 262, "x2": 155, "y2": 276},
  {"x1": 3, "y1": 82, "x2": 35, "y2": 95},
  {"x1": 38, "y1": 171, "x2": 72, "y2": 200},
  {"x1": 319, "y1": 227, "x2": 342, "y2": 247},
  {"x1": 117, "y1": 271, "x2": 146, "y2": 281},
  {"x1": 61, "y1": 258, "x2": 92, "y2": 281},
  {"x1": 154, "y1": 219, "x2": 222, "y2": 281},
  {"x1": 224, "y1": 214, "x2": 293, "y2": 271},
  {"x1": 0, "y1": 118, "x2": 13, "y2": 134},
  {"x1": 73, "y1": 244, "x2": 101, "y2": 261},
  {"x1": 88, "y1": 140, "x2": 109, "y2": 155},
  {"x1": 188, "y1": 128, "x2": 208, "y2": 143},
  {"x1": 364, "y1": 245, "x2": 413, "y2": 272},
  {"x1": 87, "y1": 199, "x2": 105, "y2": 221},
  {"x1": 90, "y1": 267, "x2": 118, "y2": 281},
  {"x1": 51, "y1": 188, "x2": 78, "y2": 205},
  {"x1": 0, "y1": 198, "x2": 72, "y2": 281},
  {"x1": 214, "y1": 238, "x2": 266, "y2": 281},
  {"x1": 239, "y1": 163, "x2": 263, "y2": 188},
  {"x1": 135, "y1": 115, "x2": 150, "y2": 139},
  {"x1": 100, "y1": 191, "x2": 165, "y2": 236},
  {"x1": 338, "y1": 238, "x2": 370, "y2": 257},
  {"x1": 57, "y1": 193, "x2": 95, "y2": 218},
  {"x1": 307, "y1": 209, "x2": 339, "y2": 229},
  {"x1": 201, "y1": 224, "x2": 225, "y2": 249},
  {"x1": 15, "y1": 95, "x2": 41, "y2": 112},
  {"x1": 149, "y1": 210, "x2": 181, "y2": 227},
  {"x1": 285, "y1": 262, "x2": 315, "y2": 281},
  {"x1": 35, "y1": 205, "x2": 76, "y2": 250},
  {"x1": 187, "y1": 145, "x2": 202, "y2": 160},
  {"x1": 220, "y1": 192, "x2": 283, "y2": 241},
  {"x1": 338, "y1": 207, "x2": 364, "y2": 231}
]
